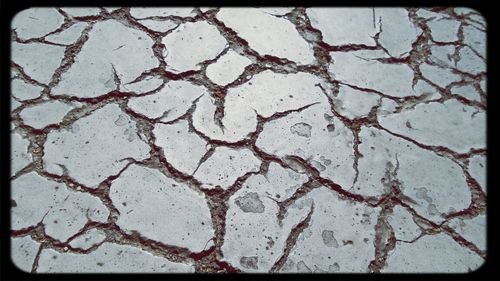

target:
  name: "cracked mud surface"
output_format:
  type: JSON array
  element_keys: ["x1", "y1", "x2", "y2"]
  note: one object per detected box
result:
[{"x1": 10, "y1": 7, "x2": 486, "y2": 273}]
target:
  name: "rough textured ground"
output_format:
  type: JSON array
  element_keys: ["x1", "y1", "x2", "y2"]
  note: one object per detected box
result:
[{"x1": 10, "y1": 7, "x2": 486, "y2": 273}]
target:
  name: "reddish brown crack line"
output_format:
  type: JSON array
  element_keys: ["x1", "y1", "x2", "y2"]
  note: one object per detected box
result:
[
  {"x1": 377, "y1": 125, "x2": 486, "y2": 163},
  {"x1": 271, "y1": 150, "x2": 394, "y2": 234},
  {"x1": 120, "y1": 104, "x2": 252, "y2": 271},
  {"x1": 314, "y1": 83, "x2": 370, "y2": 190},
  {"x1": 201, "y1": 163, "x2": 268, "y2": 262},
  {"x1": 192, "y1": 146, "x2": 217, "y2": 176},
  {"x1": 369, "y1": 155, "x2": 486, "y2": 271},
  {"x1": 388, "y1": 195, "x2": 486, "y2": 259},
  {"x1": 11, "y1": 14, "x2": 74, "y2": 47},
  {"x1": 11, "y1": 61, "x2": 49, "y2": 88},
  {"x1": 186, "y1": 98, "x2": 321, "y2": 149},
  {"x1": 269, "y1": 203, "x2": 314, "y2": 272},
  {"x1": 276, "y1": 179, "x2": 317, "y2": 226},
  {"x1": 12, "y1": 220, "x2": 199, "y2": 267},
  {"x1": 315, "y1": 73, "x2": 486, "y2": 172},
  {"x1": 47, "y1": 23, "x2": 95, "y2": 91},
  {"x1": 441, "y1": 225, "x2": 486, "y2": 259},
  {"x1": 31, "y1": 243, "x2": 43, "y2": 273},
  {"x1": 442, "y1": 169, "x2": 486, "y2": 221},
  {"x1": 368, "y1": 159, "x2": 400, "y2": 272}
]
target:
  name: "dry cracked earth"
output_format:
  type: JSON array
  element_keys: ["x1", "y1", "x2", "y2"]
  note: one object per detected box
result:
[{"x1": 10, "y1": 7, "x2": 486, "y2": 273}]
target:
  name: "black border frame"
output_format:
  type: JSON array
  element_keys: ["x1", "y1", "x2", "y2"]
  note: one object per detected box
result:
[{"x1": 1, "y1": 0, "x2": 497, "y2": 280}]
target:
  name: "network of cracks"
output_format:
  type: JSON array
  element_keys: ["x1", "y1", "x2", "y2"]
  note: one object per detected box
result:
[{"x1": 10, "y1": 7, "x2": 486, "y2": 273}]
